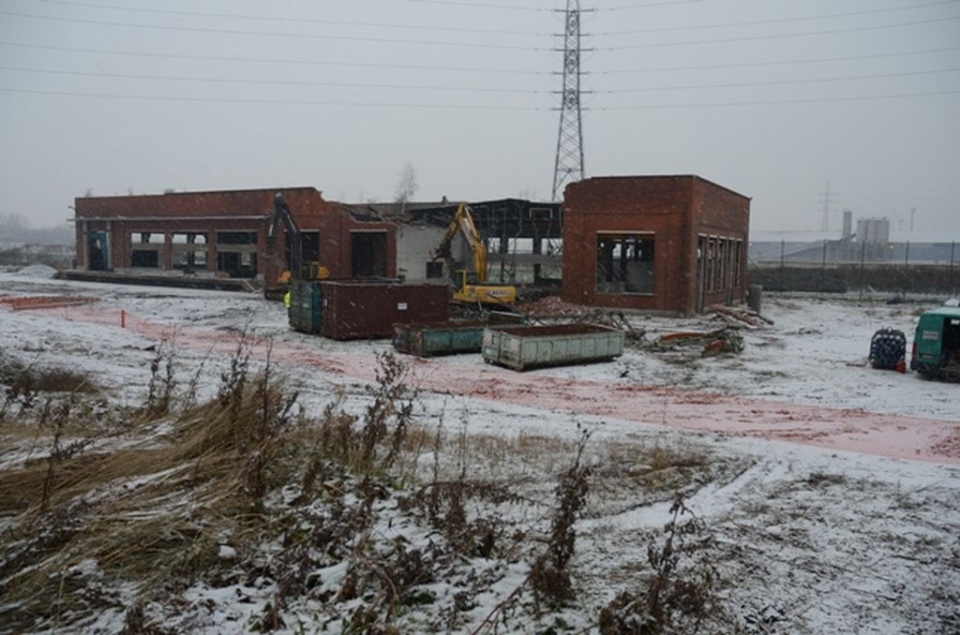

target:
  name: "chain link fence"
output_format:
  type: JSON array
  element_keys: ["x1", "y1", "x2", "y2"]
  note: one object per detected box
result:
[{"x1": 749, "y1": 240, "x2": 958, "y2": 299}]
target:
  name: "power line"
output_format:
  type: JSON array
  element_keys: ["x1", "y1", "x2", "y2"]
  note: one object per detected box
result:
[
  {"x1": 405, "y1": 0, "x2": 697, "y2": 9},
  {"x1": 0, "y1": 9, "x2": 549, "y2": 51},
  {"x1": 0, "y1": 40, "x2": 549, "y2": 75},
  {"x1": 597, "y1": 67, "x2": 960, "y2": 93},
  {"x1": 595, "y1": 46, "x2": 960, "y2": 75},
  {"x1": 3, "y1": 4, "x2": 957, "y2": 111},
  {"x1": 4, "y1": 39, "x2": 955, "y2": 79},
  {"x1": 9, "y1": 6, "x2": 955, "y2": 62},
  {"x1": 404, "y1": 0, "x2": 556, "y2": 11},
  {"x1": 600, "y1": 15, "x2": 960, "y2": 50},
  {"x1": 3, "y1": 62, "x2": 953, "y2": 96},
  {"x1": 0, "y1": 85, "x2": 550, "y2": 109},
  {"x1": 593, "y1": 88, "x2": 960, "y2": 109},
  {"x1": 0, "y1": 64, "x2": 552, "y2": 94},
  {"x1": 595, "y1": 0, "x2": 701, "y2": 11},
  {"x1": 597, "y1": 0, "x2": 959, "y2": 35},
  {"x1": 32, "y1": 0, "x2": 548, "y2": 37}
]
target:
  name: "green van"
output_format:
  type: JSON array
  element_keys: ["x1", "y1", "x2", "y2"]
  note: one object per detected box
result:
[{"x1": 910, "y1": 306, "x2": 960, "y2": 381}]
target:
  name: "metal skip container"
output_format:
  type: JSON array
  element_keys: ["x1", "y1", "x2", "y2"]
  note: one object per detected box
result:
[
  {"x1": 393, "y1": 320, "x2": 489, "y2": 357},
  {"x1": 289, "y1": 280, "x2": 323, "y2": 334},
  {"x1": 320, "y1": 281, "x2": 450, "y2": 340},
  {"x1": 481, "y1": 323, "x2": 625, "y2": 371}
]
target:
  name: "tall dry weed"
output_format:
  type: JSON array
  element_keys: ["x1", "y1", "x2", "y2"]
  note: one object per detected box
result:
[{"x1": 531, "y1": 425, "x2": 592, "y2": 607}]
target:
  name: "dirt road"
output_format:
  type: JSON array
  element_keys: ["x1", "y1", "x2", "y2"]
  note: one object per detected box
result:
[{"x1": 36, "y1": 301, "x2": 960, "y2": 466}]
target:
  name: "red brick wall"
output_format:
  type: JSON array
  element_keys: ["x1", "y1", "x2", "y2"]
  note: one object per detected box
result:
[
  {"x1": 73, "y1": 187, "x2": 396, "y2": 285},
  {"x1": 562, "y1": 175, "x2": 749, "y2": 314},
  {"x1": 693, "y1": 179, "x2": 751, "y2": 308}
]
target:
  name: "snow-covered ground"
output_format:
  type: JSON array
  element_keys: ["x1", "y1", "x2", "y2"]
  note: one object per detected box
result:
[{"x1": 1, "y1": 268, "x2": 958, "y2": 634}]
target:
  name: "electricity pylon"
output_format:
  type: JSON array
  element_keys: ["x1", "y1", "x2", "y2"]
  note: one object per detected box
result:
[{"x1": 551, "y1": 0, "x2": 585, "y2": 202}]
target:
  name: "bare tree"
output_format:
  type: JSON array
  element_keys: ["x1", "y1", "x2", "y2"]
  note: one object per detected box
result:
[
  {"x1": 0, "y1": 212, "x2": 26, "y2": 233},
  {"x1": 394, "y1": 163, "x2": 419, "y2": 206}
]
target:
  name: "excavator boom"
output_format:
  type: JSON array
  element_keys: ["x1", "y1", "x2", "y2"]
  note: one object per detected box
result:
[
  {"x1": 268, "y1": 192, "x2": 302, "y2": 280},
  {"x1": 267, "y1": 191, "x2": 328, "y2": 293},
  {"x1": 432, "y1": 202, "x2": 516, "y2": 306}
]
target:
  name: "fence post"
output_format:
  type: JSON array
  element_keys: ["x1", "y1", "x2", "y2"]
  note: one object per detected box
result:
[
  {"x1": 780, "y1": 240, "x2": 785, "y2": 294},
  {"x1": 820, "y1": 240, "x2": 828, "y2": 296},
  {"x1": 903, "y1": 241, "x2": 910, "y2": 299},
  {"x1": 951, "y1": 241, "x2": 957, "y2": 297},
  {"x1": 859, "y1": 240, "x2": 866, "y2": 301}
]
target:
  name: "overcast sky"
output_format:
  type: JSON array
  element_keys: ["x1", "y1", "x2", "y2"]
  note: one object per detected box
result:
[{"x1": 1, "y1": 0, "x2": 958, "y2": 232}]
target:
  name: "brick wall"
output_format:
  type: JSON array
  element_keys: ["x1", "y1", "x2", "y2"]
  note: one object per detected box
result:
[
  {"x1": 73, "y1": 187, "x2": 396, "y2": 286},
  {"x1": 562, "y1": 175, "x2": 750, "y2": 314}
]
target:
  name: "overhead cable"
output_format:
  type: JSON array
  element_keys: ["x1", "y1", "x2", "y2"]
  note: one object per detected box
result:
[
  {"x1": 33, "y1": 0, "x2": 547, "y2": 37},
  {"x1": 0, "y1": 64, "x2": 553, "y2": 93},
  {"x1": 2, "y1": 85, "x2": 956, "y2": 110},
  {"x1": 0, "y1": 40, "x2": 549, "y2": 75},
  {"x1": 0, "y1": 9, "x2": 548, "y2": 51},
  {"x1": 600, "y1": 15, "x2": 960, "y2": 50},
  {"x1": 598, "y1": 0, "x2": 960, "y2": 34}
]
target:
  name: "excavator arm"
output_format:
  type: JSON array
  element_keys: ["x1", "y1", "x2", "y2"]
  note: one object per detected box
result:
[
  {"x1": 431, "y1": 202, "x2": 516, "y2": 306},
  {"x1": 432, "y1": 202, "x2": 488, "y2": 283},
  {"x1": 268, "y1": 191, "x2": 302, "y2": 283},
  {"x1": 457, "y1": 205, "x2": 488, "y2": 283}
]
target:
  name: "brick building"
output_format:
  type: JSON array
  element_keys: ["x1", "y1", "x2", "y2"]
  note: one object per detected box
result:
[
  {"x1": 562, "y1": 175, "x2": 750, "y2": 314},
  {"x1": 73, "y1": 187, "x2": 397, "y2": 292},
  {"x1": 73, "y1": 178, "x2": 747, "y2": 313},
  {"x1": 73, "y1": 190, "x2": 563, "y2": 294}
]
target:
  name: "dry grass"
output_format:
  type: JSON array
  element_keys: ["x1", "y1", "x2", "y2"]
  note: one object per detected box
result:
[
  {"x1": 0, "y1": 352, "x2": 303, "y2": 630},
  {"x1": 0, "y1": 345, "x2": 730, "y2": 633},
  {"x1": 0, "y1": 350, "x2": 99, "y2": 397}
]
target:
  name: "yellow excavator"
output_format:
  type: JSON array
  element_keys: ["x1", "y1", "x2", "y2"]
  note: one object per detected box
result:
[
  {"x1": 432, "y1": 202, "x2": 517, "y2": 307},
  {"x1": 266, "y1": 191, "x2": 328, "y2": 299}
]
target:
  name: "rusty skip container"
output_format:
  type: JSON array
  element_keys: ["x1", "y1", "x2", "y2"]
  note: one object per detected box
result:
[
  {"x1": 320, "y1": 281, "x2": 450, "y2": 340},
  {"x1": 393, "y1": 320, "x2": 489, "y2": 357},
  {"x1": 482, "y1": 323, "x2": 625, "y2": 371}
]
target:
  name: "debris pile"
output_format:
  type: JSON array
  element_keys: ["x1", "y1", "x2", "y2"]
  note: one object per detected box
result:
[
  {"x1": 514, "y1": 296, "x2": 765, "y2": 359},
  {"x1": 519, "y1": 295, "x2": 591, "y2": 318},
  {"x1": 518, "y1": 297, "x2": 647, "y2": 341},
  {"x1": 653, "y1": 327, "x2": 745, "y2": 358},
  {"x1": 708, "y1": 304, "x2": 773, "y2": 329},
  {"x1": 579, "y1": 308, "x2": 647, "y2": 343}
]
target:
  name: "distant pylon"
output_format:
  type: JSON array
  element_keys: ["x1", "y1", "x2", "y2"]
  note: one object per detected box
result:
[
  {"x1": 551, "y1": 0, "x2": 585, "y2": 202},
  {"x1": 819, "y1": 180, "x2": 837, "y2": 231}
]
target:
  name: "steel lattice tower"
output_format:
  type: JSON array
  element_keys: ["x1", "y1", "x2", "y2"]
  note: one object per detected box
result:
[{"x1": 551, "y1": 0, "x2": 585, "y2": 201}]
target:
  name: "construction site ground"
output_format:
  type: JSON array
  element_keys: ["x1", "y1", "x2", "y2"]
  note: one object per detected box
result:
[{"x1": 1, "y1": 265, "x2": 958, "y2": 634}]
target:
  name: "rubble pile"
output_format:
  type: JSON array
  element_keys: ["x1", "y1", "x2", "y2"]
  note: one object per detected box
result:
[
  {"x1": 653, "y1": 327, "x2": 745, "y2": 358},
  {"x1": 708, "y1": 304, "x2": 774, "y2": 329},
  {"x1": 514, "y1": 296, "x2": 768, "y2": 360},
  {"x1": 519, "y1": 295, "x2": 591, "y2": 317}
]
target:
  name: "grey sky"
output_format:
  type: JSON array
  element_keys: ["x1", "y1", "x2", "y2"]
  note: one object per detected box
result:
[{"x1": 0, "y1": 0, "x2": 958, "y2": 232}]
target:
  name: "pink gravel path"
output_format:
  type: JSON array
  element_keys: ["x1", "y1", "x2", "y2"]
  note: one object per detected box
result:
[{"x1": 47, "y1": 304, "x2": 960, "y2": 465}]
